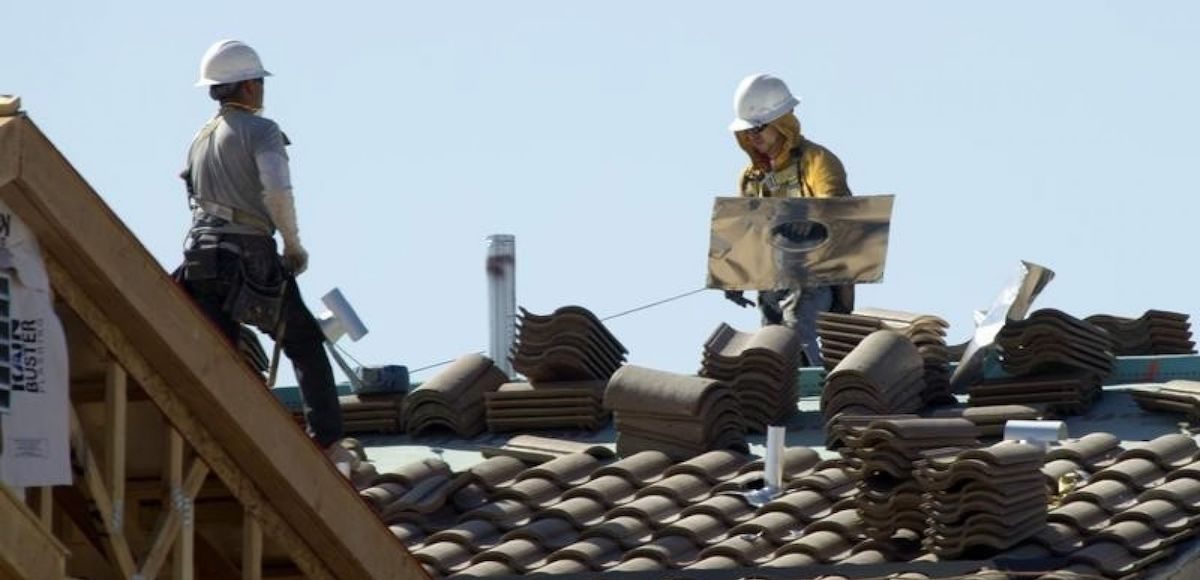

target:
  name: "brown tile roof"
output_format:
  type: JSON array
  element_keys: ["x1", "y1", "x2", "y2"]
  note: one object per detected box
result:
[{"x1": 361, "y1": 430, "x2": 1200, "y2": 578}]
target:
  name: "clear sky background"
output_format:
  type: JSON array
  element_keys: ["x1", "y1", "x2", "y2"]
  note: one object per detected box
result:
[{"x1": 6, "y1": 2, "x2": 1199, "y2": 387}]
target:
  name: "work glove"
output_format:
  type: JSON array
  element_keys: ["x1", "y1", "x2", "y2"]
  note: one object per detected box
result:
[
  {"x1": 282, "y1": 243, "x2": 309, "y2": 276},
  {"x1": 724, "y1": 290, "x2": 755, "y2": 308}
]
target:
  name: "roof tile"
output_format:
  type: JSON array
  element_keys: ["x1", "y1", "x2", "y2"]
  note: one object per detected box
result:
[
  {"x1": 625, "y1": 534, "x2": 701, "y2": 567},
  {"x1": 561, "y1": 474, "x2": 637, "y2": 507},
  {"x1": 775, "y1": 529, "x2": 854, "y2": 562},
  {"x1": 654, "y1": 513, "x2": 728, "y2": 546},
  {"x1": 468, "y1": 538, "x2": 549, "y2": 573},
  {"x1": 545, "y1": 536, "x2": 622, "y2": 569},
  {"x1": 604, "y1": 495, "x2": 683, "y2": 527},
  {"x1": 591, "y1": 450, "x2": 673, "y2": 486},
  {"x1": 582, "y1": 515, "x2": 653, "y2": 548}
]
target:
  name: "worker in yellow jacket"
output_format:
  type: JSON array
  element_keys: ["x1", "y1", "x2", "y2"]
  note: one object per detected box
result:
[{"x1": 723, "y1": 73, "x2": 854, "y2": 366}]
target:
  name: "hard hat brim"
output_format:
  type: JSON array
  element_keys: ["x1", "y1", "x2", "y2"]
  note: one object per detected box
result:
[
  {"x1": 728, "y1": 118, "x2": 758, "y2": 132},
  {"x1": 727, "y1": 96, "x2": 800, "y2": 133},
  {"x1": 194, "y1": 69, "x2": 273, "y2": 88}
]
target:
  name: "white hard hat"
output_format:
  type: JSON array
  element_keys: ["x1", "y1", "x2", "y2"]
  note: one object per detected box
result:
[
  {"x1": 729, "y1": 74, "x2": 800, "y2": 132},
  {"x1": 196, "y1": 40, "x2": 272, "y2": 87}
]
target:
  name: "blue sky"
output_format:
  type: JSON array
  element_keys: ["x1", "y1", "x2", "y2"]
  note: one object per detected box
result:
[{"x1": 6, "y1": 2, "x2": 1199, "y2": 386}]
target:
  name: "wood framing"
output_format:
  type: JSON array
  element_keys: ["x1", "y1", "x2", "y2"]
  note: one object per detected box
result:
[
  {"x1": 0, "y1": 484, "x2": 68, "y2": 580},
  {"x1": 0, "y1": 114, "x2": 426, "y2": 579}
]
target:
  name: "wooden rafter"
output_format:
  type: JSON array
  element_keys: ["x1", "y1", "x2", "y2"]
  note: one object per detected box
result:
[
  {"x1": 244, "y1": 507, "x2": 263, "y2": 580},
  {"x1": 104, "y1": 361, "x2": 127, "y2": 538},
  {"x1": 0, "y1": 484, "x2": 68, "y2": 580},
  {"x1": 69, "y1": 407, "x2": 137, "y2": 577}
]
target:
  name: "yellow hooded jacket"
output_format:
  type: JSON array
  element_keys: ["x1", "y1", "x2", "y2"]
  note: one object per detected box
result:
[
  {"x1": 735, "y1": 111, "x2": 855, "y2": 313},
  {"x1": 736, "y1": 112, "x2": 851, "y2": 199}
]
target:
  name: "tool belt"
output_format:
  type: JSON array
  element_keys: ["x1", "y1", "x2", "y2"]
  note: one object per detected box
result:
[
  {"x1": 192, "y1": 199, "x2": 273, "y2": 235},
  {"x1": 182, "y1": 233, "x2": 286, "y2": 332}
]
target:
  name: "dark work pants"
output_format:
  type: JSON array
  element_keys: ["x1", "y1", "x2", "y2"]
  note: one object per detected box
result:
[{"x1": 179, "y1": 235, "x2": 344, "y2": 448}]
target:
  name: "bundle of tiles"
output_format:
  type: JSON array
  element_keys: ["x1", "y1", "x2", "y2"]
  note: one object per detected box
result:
[
  {"x1": 930, "y1": 404, "x2": 1046, "y2": 438},
  {"x1": 968, "y1": 372, "x2": 1100, "y2": 416},
  {"x1": 401, "y1": 353, "x2": 508, "y2": 438},
  {"x1": 511, "y1": 305, "x2": 627, "y2": 382},
  {"x1": 698, "y1": 322, "x2": 802, "y2": 432},
  {"x1": 604, "y1": 364, "x2": 746, "y2": 460},
  {"x1": 336, "y1": 393, "x2": 406, "y2": 435},
  {"x1": 821, "y1": 330, "x2": 926, "y2": 436},
  {"x1": 484, "y1": 380, "x2": 608, "y2": 432},
  {"x1": 839, "y1": 418, "x2": 981, "y2": 544},
  {"x1": 977, "y1": 309, "x2": 1116, "y2": 414},
  {"x1": 817, "y1": 308, "x2": 954, "y2": 406},
  {"x1": 1085, "y1": 310, "x2": 1195, "y2": 355},
  {"x1": 996, "y1": 309, "x2": 1115, "y2": 379},
  {"x1": 915, "y1": 441, "x2": 1048, "y2": 558},
  {"x1": 1131, "y1": 380, "x2": 1200, "y2": 420}
]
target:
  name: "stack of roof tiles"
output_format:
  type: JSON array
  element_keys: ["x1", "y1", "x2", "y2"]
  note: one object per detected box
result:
[
  {"x1": 931, "y1": 404, "x2": 1045, "y2": 438},
  {"x1": 915, "y1": 442, "x2": 1048, "y2": 558},
  {"x1": 370, "y1": 430, "x2": 1200, "y2": 578},
  {"x1": 698, "y1": 322, "x2": 802, "y2": 432},
  {"x1": 604, "y1": 365, "x2": 746, "y2": 460},
  {"x1": 402, "y1": 353, "x2": 508, "y2": 438},
  {"x1": 821, "y1": 330, "x2": 926, "y2": 430},
  {"x1": 484, "y1": 380, "x2": 608, "y2": 432},
  {"x1": 996, "y1": 309, "x2": 1115, "y2": 379},
  {"x1": 288, "y1": 393, "x2": 407, "y2": 435},
  {"x1": 1131, "y1": 380, "x2": 1200, "y2": 420},
  {"x1": 840, "y1": 418, "x2": 981, "y2": 545},
  {"x1": 337, "y1": 393, "x2": 406, "y2": 434},
  {"x1": 1085, "y1": 310, "x2": 1195, "y2": 355},
  {"x1": 818, "y1": 309, "x2": 954, "y2": 406},
  {"x1": 971, "y1": 309, "x2": 1116, "y2": 414},
  {"x1": 510, "y1": 306, "x2": 627, "y2": 382}
]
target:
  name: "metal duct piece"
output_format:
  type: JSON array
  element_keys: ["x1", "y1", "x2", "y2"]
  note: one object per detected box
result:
[{"x1": 707, "y1": 195, "x2": 895, "y2": 290}]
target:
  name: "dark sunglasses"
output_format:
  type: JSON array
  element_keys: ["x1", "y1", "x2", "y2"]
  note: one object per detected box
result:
[{"x1": 746, "y1": 124, "x2": 771, "y2": 135}]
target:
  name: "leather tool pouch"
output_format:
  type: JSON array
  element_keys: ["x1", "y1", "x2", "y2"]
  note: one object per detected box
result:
[
  {"x1": 225, "y1": 266, "x2": 285, "y2": 332},
  {"x1": 182, "y1": 246, "x2": 221, "y2": 280}
]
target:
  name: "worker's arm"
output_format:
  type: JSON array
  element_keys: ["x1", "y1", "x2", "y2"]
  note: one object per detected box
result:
[
  {"x1": 257, "y1": 147, "x2": 308, "y2": 275},
  {"x1": 804, "y1": 146, "x2": 852, "y2": 198}
]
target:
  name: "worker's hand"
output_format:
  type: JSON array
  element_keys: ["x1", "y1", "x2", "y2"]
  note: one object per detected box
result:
[
  {"x1": 282, "y1": 244, "x2": 309, "y2": 276},
  {"x1": 724, "y1": 290, "x2": 755, "y2": 308}
]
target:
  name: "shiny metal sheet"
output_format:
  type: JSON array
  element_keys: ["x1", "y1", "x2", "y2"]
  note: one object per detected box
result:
[{"x1": 707, "y1": 195, "x2": 895, "y2": 290}]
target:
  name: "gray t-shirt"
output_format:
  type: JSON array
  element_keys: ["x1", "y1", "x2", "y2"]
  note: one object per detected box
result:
[{"x1": 184, "y1": 108, "x2": 288, "y2": 236}]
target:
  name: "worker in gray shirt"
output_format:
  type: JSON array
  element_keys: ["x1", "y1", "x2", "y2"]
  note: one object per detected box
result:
[{"x1": 177, "y1": 40, "x2": 354, "y2": 468}]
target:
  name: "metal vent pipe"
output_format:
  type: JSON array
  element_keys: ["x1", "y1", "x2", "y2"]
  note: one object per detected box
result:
[{"x1": 486, "y1": 235, "x2": 516, "y2": 377}]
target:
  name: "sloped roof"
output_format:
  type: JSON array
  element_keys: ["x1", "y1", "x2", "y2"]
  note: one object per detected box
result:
[{"x1": 358, "y1": 387, "x2": 1200, "y2": 579}]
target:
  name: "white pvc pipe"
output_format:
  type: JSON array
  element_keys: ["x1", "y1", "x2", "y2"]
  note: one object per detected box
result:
[
  {"x1": 486, "y1": 235, "x2": 516, "y2": 378},
  {"x1": 764, "y1": 425, "x2": 786, "y2": 491}
]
